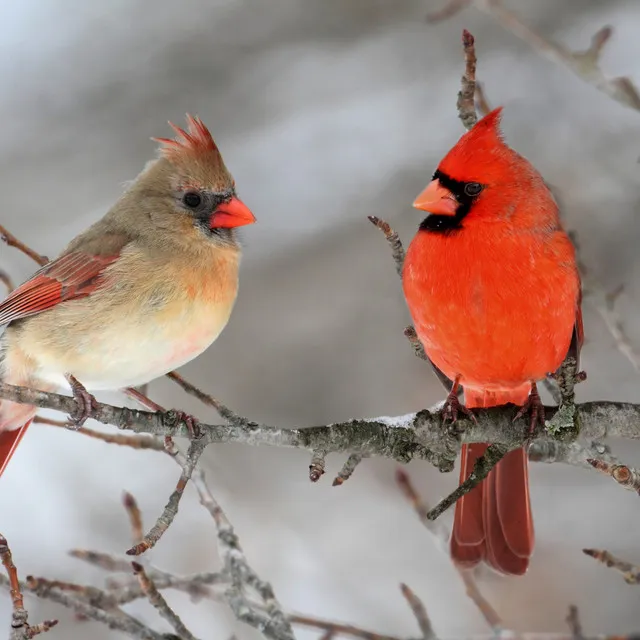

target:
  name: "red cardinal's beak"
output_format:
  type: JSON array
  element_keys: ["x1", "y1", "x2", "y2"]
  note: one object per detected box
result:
[
  {"x1": 413, "y1": 179, "x2": 458, "y2": 216},
  {"x1": 211, "y1": 197, "x2": 256, "y2": 229}
]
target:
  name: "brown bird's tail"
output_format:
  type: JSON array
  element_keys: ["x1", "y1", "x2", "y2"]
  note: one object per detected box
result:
[
  {"x1": 0, "y1": 400, "x2": 37, "y2": 478},
  {"x1": 450, "y1": 387, "x2": 534, "y2": 576}
]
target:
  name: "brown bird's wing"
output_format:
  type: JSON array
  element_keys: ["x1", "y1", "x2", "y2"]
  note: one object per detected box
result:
[{"x1": 0, "y1": 251, "x2": 120, "y2": 326}]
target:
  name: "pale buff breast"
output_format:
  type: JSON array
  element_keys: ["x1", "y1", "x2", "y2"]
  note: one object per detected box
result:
[{"x1": 5, "y1": 245, "x2": 240, "y2": 390}]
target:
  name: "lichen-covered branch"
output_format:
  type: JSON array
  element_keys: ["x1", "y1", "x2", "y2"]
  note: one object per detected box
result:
[{"x1": 3, "y1": 379, "x2": 640, "y2": 468}]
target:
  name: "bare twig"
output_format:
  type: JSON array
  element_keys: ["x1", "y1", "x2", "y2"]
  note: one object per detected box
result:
[
  {"x1": 458, "y1": 29, "x2": 479, "y2": 130},
  {"x1": 290, "y1": 615, "x2": 402, "y2": 640},
  {"x1": 0, "y1": 536, "x2": 58, "y2": 639},
  {"x1": 34, "y1": 416, "x2": 166, "y2": 451},
  {"x1": 132, "y1": 562, "x2": 199, "y2": 640},
  {"x1": 309, "y1": 449, "x2": 326, "y2": 482},
  {"x1": 567, "y1": 605, "x2": 584, "y2": 640},
  {"x1": 428, "y1": 0, "x2": 640, "y2": 112},
  {"x1": 127, "y1": 438, "x2": 207, "y2": 556},
  {"x1": 400, "y1": 584, "x2": 436, "y2": 640},
  {"x1": 0, "y1": 224, "x2": 47, "y2": 266},
  {"x1": 333, "y1": 453, "x2": 365, "y2": 486},
  {"x1": 0, "y1": 268, "x2": 14, "y2": 293},
  {"x1": 586, "y1": 458, "x2": 640, "y2": 493},
  {"x1": 395, "y1": 469, "x2": 448, "y2": 542},
  {"x1": 583, "y1": 549, "x2": 640, "y2": 584},
  {"x1": 367, "y1": 216, "x2": 405, "y2": 277},
  {"x1": 123, "y1": 492, "x2": 145, "y2": 545},
  {"x1": 403, "y1": 326, "x2": 428, "y2": 361},
  {"x1": 193, "y1": 468, "x2": 295, "y2": 640},
  {"x1": 166, "y1": 370, "x2": 251, "y2": 427},
  {"x1": 456, "y1": 569, "x2": 503, "y2": 633},
  {"x1": 22, "y1": 576, "x2": 164, "y2": 639},
  {"x1": 69, "y1": 549, "x2": 132, "y2": 573},
  {"x1": 426, "y1": 443, "x2": 509, "y2": 520}
]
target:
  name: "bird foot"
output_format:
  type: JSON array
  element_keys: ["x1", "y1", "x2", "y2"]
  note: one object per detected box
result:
[
  {"x1": 171, "y1": 410, "x2": 201, "y2": 439},
  {"x1": 513, "y1": 383, "x2": 546, "y2": 436},
  {"x1": 439, "y1": 387, "x2": 476, "y2": 427},
  {"x1": 66, "y1": 374, "x2": 98, "y2": 428}
]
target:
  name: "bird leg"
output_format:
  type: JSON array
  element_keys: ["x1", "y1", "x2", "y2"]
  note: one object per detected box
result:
[
  {"x1": 513, "y1": 382, "x2": 546, "y2": 436},
  {"x1": 65, "y1": 374, "x2": 98, "y2": 428},
  {"x1": 440, "y1": 376, "x2": 476, "y2": 426}
]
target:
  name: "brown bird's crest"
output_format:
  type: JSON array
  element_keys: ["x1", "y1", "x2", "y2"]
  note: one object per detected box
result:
[{"x1": 153, "y1": 115, "x2": 220, "y2": 163}]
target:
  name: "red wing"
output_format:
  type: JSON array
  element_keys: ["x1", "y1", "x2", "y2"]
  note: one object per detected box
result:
[{"x1": 0, "y1": 252, "x2": 119, "y2": 325}]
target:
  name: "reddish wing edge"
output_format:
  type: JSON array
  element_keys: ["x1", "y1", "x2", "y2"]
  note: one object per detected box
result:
[{"x1": 0, "y1": 252, "x2": 119, "y2": 326}]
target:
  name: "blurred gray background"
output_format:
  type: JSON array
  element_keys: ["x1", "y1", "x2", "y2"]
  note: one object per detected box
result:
[{"x1": 1, "y1": 0, "x2": 640, "y2": 637}]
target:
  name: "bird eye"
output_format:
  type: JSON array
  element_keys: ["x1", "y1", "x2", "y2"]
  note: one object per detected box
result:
[
  {"x1": 464, "y1": 182, "x2": 483, "y2": 197},
  {"x1": 182, "y1": 191, "x2": 203, "y2": 209}
]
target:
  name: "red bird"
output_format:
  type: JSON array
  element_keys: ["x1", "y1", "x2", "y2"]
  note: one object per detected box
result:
[{"x1": 402, "y1": 108, "x2": 582, "y2": 575}]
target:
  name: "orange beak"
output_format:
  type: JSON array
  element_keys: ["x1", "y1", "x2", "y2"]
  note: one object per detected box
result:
[
  {"x1": 211, "y1": 196, "x2": 256, "y2": 229},
  {"x1": 413, "y1": 179, "x2": 458, "y2": 216}
]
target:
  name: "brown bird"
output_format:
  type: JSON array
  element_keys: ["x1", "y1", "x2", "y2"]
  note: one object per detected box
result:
[{"x1": 0, "y1": 115, "x2": 256, "y2": 476}]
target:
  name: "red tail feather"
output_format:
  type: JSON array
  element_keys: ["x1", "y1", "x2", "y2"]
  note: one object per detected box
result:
[
  {"x1": 0, "y1": 420, "x2": 33, "y2": 477},
  {"x1": 450, "y1": 387, "x2": 534, "y2": 576}
]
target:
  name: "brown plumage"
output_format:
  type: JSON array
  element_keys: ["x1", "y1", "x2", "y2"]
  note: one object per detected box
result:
[{"x1": 0, "y1": 115, "x2": 256, "y2": 476}]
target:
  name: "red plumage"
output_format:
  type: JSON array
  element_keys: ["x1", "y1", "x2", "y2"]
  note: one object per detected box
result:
[{"x1": 402, "y1": 108, "x2": 582, "y2": 575}]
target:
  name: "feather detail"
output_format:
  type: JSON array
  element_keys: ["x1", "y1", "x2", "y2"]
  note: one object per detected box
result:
[
  {"x1": 154, "y1": 114, "x2": 221, "y2": 164},
  {"x1": 0, "y1": 252, "x2": 119, "y2": 325}
]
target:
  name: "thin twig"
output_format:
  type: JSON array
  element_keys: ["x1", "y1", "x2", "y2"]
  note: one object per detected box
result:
[
  {"x1": 123, "y1": 492, "x2": 145, "y2": 545},
  {"x1": 395, "y1": 469, "x2": 448, "y2": 542},
  {"x1": 583, "y1": 549, "x2": 640, "y2": 584},
  {"x1": 458, "y1": 29, "x2": 478, "y2": 130},
  {"x1": 427, "y1": 0, "x2": 640, "y2": 112},
  {"x1": 403, "y1": 326, "x2": 428, "y2": 361},
  {"x1": 400, "y1": 584, "x2": 436, "y2": 640},
  {"x1": 567, "y1": 605, "x2": 584, "y2": 640},
  {"x1": 0, "y1": 536, "x2": 58, "y2": 639},
  {"x1": 456, "y1": 569, "x2": 503, "y2": 633},
  {"x1": 0, "y1": 269, "x2": 15, "y2": 293},
  {"x1": 586, "y1": 458, "x2": 640, "y2": 493},
  {"x1": 0, "y1": 224, "x2": 48, "y2": 266},
  {"x1": 127, "y1": 438, "x2": 207, "y2": 556},
  {"x1": 367, "y1": 216, "x2": 405, "y2": 277},
  {"x1": 426, "y1": 444, "x2": 509, "y2": 520},
  {"x1": 309, "y1": 449, "x2": 326, "y2": 482},
  {"x1": 193, "y1": 468, "x2": 295, "y2": 640},
  {"x1": 132, "y1": 562, "x2": 199, "y2": 640},
  {"x1": 165, "y1": 370, "x2": 251, "y2": 427},
  {"x1": 21, "y1": 576, "x2": 164, "y2": 639},
  {"x1": 34, "y1": 416, "x2": 166, "y2": 451},
  {"x1": 333, "y1": 453, "x2": 365, "y2": 486}
]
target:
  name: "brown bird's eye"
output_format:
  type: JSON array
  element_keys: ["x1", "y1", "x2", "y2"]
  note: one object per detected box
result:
[
  {"x1": 182, "y1": 192, "x2": 202, "y2": 209},
  {"x1": 464, "y1": 182, "x2": 483, "y2": 197}
]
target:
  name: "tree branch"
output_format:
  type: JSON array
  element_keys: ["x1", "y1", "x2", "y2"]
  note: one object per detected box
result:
[
  {"x1": 132, "y1": 562, "x2": 199, "y2": 640},
  {"x1": 0, "y1": 536, "x2": 58, "y2": 639},
  {"x1": 427, "y1": 0, "x2": 640, "y2": 113}
]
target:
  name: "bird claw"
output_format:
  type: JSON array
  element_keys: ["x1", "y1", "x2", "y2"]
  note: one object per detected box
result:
[
  {"x1": 513, "y1": 383, "x2": 546, "y2": 436},
  {"x1": 440, "y1": 388, "x2": 476, "y2": 427},
  {"x1": 66, "y1": 374, "x2": 98, "y2": 428},
  {"x1": 172, "y1": 410, "x2": 201, "y2": 439}
]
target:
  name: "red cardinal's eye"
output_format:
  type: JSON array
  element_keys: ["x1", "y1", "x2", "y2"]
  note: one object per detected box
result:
[
  {"x1": 464, "y1": 182, "x2": 482, "y2": 197},
  {"x1": 183, "y1": 192, "x2": 203, "y2": 209}
]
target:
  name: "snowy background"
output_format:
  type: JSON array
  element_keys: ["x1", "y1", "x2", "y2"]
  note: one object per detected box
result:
[{"x1": 1, "y1": 0, "x2": 640, "y2": 637}]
